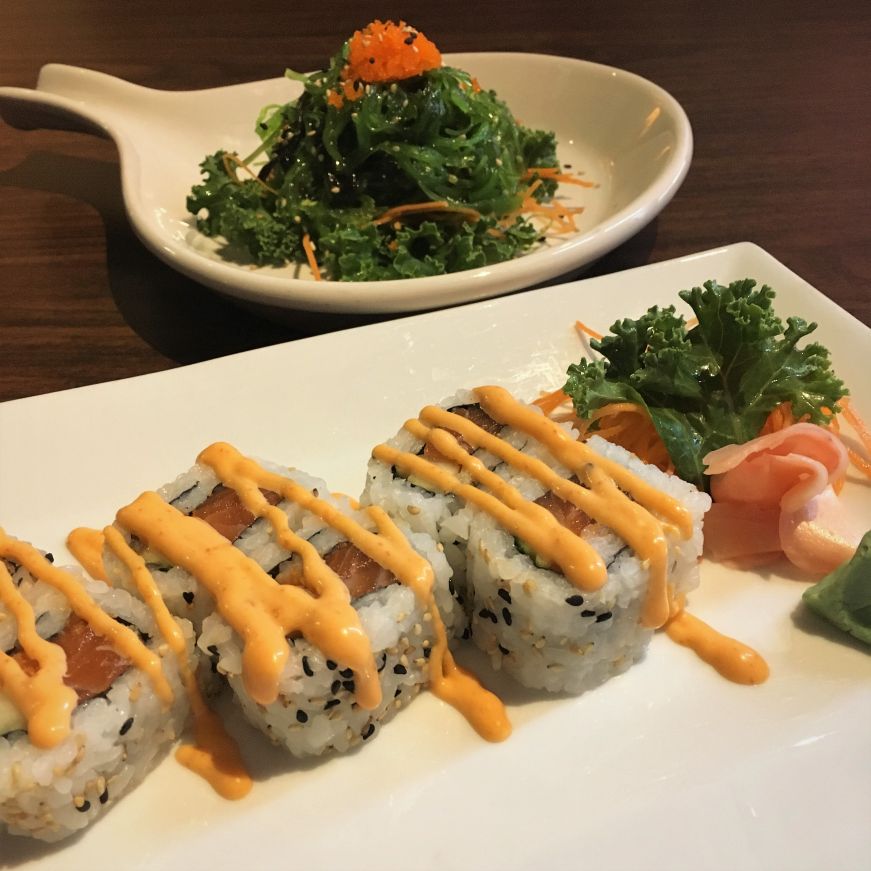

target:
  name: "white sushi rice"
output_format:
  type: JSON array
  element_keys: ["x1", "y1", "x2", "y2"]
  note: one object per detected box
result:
[{"x1": 0, "y1": 559, "x2": 194, "y2": 842}]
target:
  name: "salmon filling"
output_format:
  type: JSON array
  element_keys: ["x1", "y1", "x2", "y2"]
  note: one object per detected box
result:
[
  {"x1": 192, "y1": 485, "x2": 282, "y2": 542},
  {"x1": 323, "y1": 541, "x2": 397, "y2": 600},
  {"x1": 534, "y1": 487, "x2": 591, "y2": 537},
  {"x1": 14, "y1": 615, "x2": 131, "y2": 702}
]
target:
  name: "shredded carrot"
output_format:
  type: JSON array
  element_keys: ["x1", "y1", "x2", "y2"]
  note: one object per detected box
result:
[
  {"x1": 579, "y1": 402, "x2": 674, "y2": 471},
  {"x1": 372, "y1": 201, "x2": 482, "y2": 226},
  {"x1": 522, "y1": 167, "x2": 596, "y2": 188},
  {"x1": 840, "y1": 398, "x2": 871, "y2": 451},
  {"x1": 301, "y1": 234, "x2": 322, "y2": 281},
  {"x1": 838, "y1": 397, "x2": 871, "y2": 479},
  {"x1": 533, "y1": 388, "x2": 570, "y2": 414},
  {"x1": 575, "y1": 320, "x2": 604, "y2": 342}
]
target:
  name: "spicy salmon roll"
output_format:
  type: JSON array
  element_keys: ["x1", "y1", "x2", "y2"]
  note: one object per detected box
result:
[
  {"x1": 366, "y1": 385, "x2": 711, "y2": 694},
  {"x1": 104, "y1": 443, "x2": 480, "y2": 757},
  {"x1": 0, "y1": 532, "x2": 194, "y2": 842}
]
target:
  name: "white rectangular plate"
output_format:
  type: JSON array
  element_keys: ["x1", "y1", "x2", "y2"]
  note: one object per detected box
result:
[{"x1": 1, "y1": 242, "x2": 869, "y2": 870}]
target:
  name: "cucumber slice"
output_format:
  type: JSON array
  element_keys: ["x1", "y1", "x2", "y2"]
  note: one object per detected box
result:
[{"x1": 514, "y1": 537, "x2": 552, "y2": 570}]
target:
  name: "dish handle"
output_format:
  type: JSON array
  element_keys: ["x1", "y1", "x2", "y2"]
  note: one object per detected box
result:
[{"x1": 0, "y1": 64, "x2": 150, "y2": 139}]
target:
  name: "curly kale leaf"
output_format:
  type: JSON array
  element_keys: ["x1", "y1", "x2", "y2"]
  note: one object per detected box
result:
[{"x1": 563, "y1": 279, "x2": 846, "y2": 487}]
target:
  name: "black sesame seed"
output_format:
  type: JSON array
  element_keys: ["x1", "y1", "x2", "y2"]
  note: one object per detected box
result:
[
  {"x1": 326, "y1": 659, "x2": 337, "y2": 670},
  {"x1": 498, "y1": 644, "x2": 510, "y2": 655},
  {"x1": 565, "y1": 594, "x2": 585, "y2": 606},
  {"x1": 377, "y1": 654, "x2": 387, "y2": 673},
  {"x1": 404, "y1": 34, "x2": 417, "y2": 44},
  {"x1": 581, "y1": 609, "x2": 596, "y2": 618},
  {"x1": 423, "y1": 646, "x2": 431, "y2": 659},
  {"x1": 302, "y1": 656, "x2": 313, "y2": 677},
  {"x1": 362, "y1": 723, "x2": 375, "y2": 739},
  {"x1": 393, "y1": 663, "x2": 408, "y2": 675},
  {"x1": 76, "y1": 800, "x2": 91, "y2": 813},
  {"x1": 394, "y1": 687, "x2": 402, "y2": 698},
  {"x1": 339, "y1": 667, "x2": 354, "y2": 679},
  {"x1": 498, "y1": 588, "x2": 512, "y2": 604},
  {"x1": 323, "y1": 698, "x2": 340, "y2": 710},
  {"x1": 448, "y1": 579, "x2": 456, "y2": 595},
  {"x1": 478, "y1": 607, "x2": 494, "y2": 621},
  {"x1": 296, "y1": 710, "x2": 309, "y2": 724},
  {"x1": 45, "y1": 553, "x2": 55, "y2": 563},
  {"x1": 119, "y1": 717, "x2": 134, "y2": 736},
  {"x1": 501, "y1": 607, "x2": 513, "y2": 626},
  {"x1": 99, "y1": 787, "x2": 109, "y2": 805},
  {"x1": 330, "y1": 679, "x2": 341, "y2": 695},
  {"x1": 369, "y1": 57, "x2": 376, "y2": 64},
  {"x1": 342, "y1": 679, "x2": 356, "y2": 693},
  {"x1": 182, "y1": 591, "x2": 195, "y2": 604},
  {"x1": 595, "y1": 611, "x2": 613, "y2": 623}
]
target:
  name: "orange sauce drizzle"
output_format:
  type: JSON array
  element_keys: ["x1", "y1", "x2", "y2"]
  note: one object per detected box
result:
[
  {"x1": 0, "y1": 529, "x2": 173, "y2": 748},
  {"x1": 665, "y1": 600, "x2": 769, "y2": 685},
  {"x1": 67, "y1": 527, "x2": 108, "y2": 582},
  {"x1": 103, "y1": 526, "x2": 252, "y2": 799}
]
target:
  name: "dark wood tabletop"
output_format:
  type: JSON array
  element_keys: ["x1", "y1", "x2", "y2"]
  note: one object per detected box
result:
[{"x1": 1, "y1": 0, "x2": 868, "y2": 403}]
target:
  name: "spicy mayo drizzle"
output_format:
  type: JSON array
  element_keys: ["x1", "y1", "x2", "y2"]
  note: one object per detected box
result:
[
  {"x1": 103, "y1": 525, "x2": 252, "y2": 798},
  {"x1": 0, "y1": 529, "x2": 173, "y2": 748},
  {"x1": 67, "y1": 527, "x2": 108, "y2": 582},
  {"x1": 665, "y1": 598, "x2": 769, "y2": 685}
]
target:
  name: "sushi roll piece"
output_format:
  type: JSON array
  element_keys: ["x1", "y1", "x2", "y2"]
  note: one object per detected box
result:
[
  {"x1": 368, "y1": 385, "x2": 711, "y2": 694},
  {"x1": 106, "y1": 442, "x2": 496, "y2": 758},
  {"x1": 0, "y1": 531, "x2": 194, "y2": 842}
]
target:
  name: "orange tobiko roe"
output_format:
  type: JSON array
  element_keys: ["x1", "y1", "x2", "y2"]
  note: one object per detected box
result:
[{"x1": 346, "y1": 20, "x2": 442, "y2": 84}]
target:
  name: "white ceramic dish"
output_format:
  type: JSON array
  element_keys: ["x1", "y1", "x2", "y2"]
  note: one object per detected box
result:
[
  {"x1": 1, "y1": 243, "x2": 869, "y2": 870},
  {"x1": 0, "y1": 53, "x2": 692, "y2": 313}
]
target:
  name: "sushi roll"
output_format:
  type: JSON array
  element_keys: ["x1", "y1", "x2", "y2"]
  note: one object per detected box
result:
[
  {"x1": 0, "y1": 531, "x2": 194, "y2": 842},
  {"x1": 367, "y1": 385, "x2": 711, "y2": 694},
  {"x1": 465, "y1": 434, "x2": 709, "y2": 692},
  {"x1": 105, "y1": 442, "x2": 490, "y2": 758}
]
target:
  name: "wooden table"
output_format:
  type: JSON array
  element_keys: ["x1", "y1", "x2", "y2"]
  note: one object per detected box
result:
[{"x1": 1, "y1": 0, "x2": 868, "y2": 403}]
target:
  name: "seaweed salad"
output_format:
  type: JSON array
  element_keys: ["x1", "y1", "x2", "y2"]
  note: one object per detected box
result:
[{"x1": 187, "y1": 20, "x2": 587, "y2": 281}]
